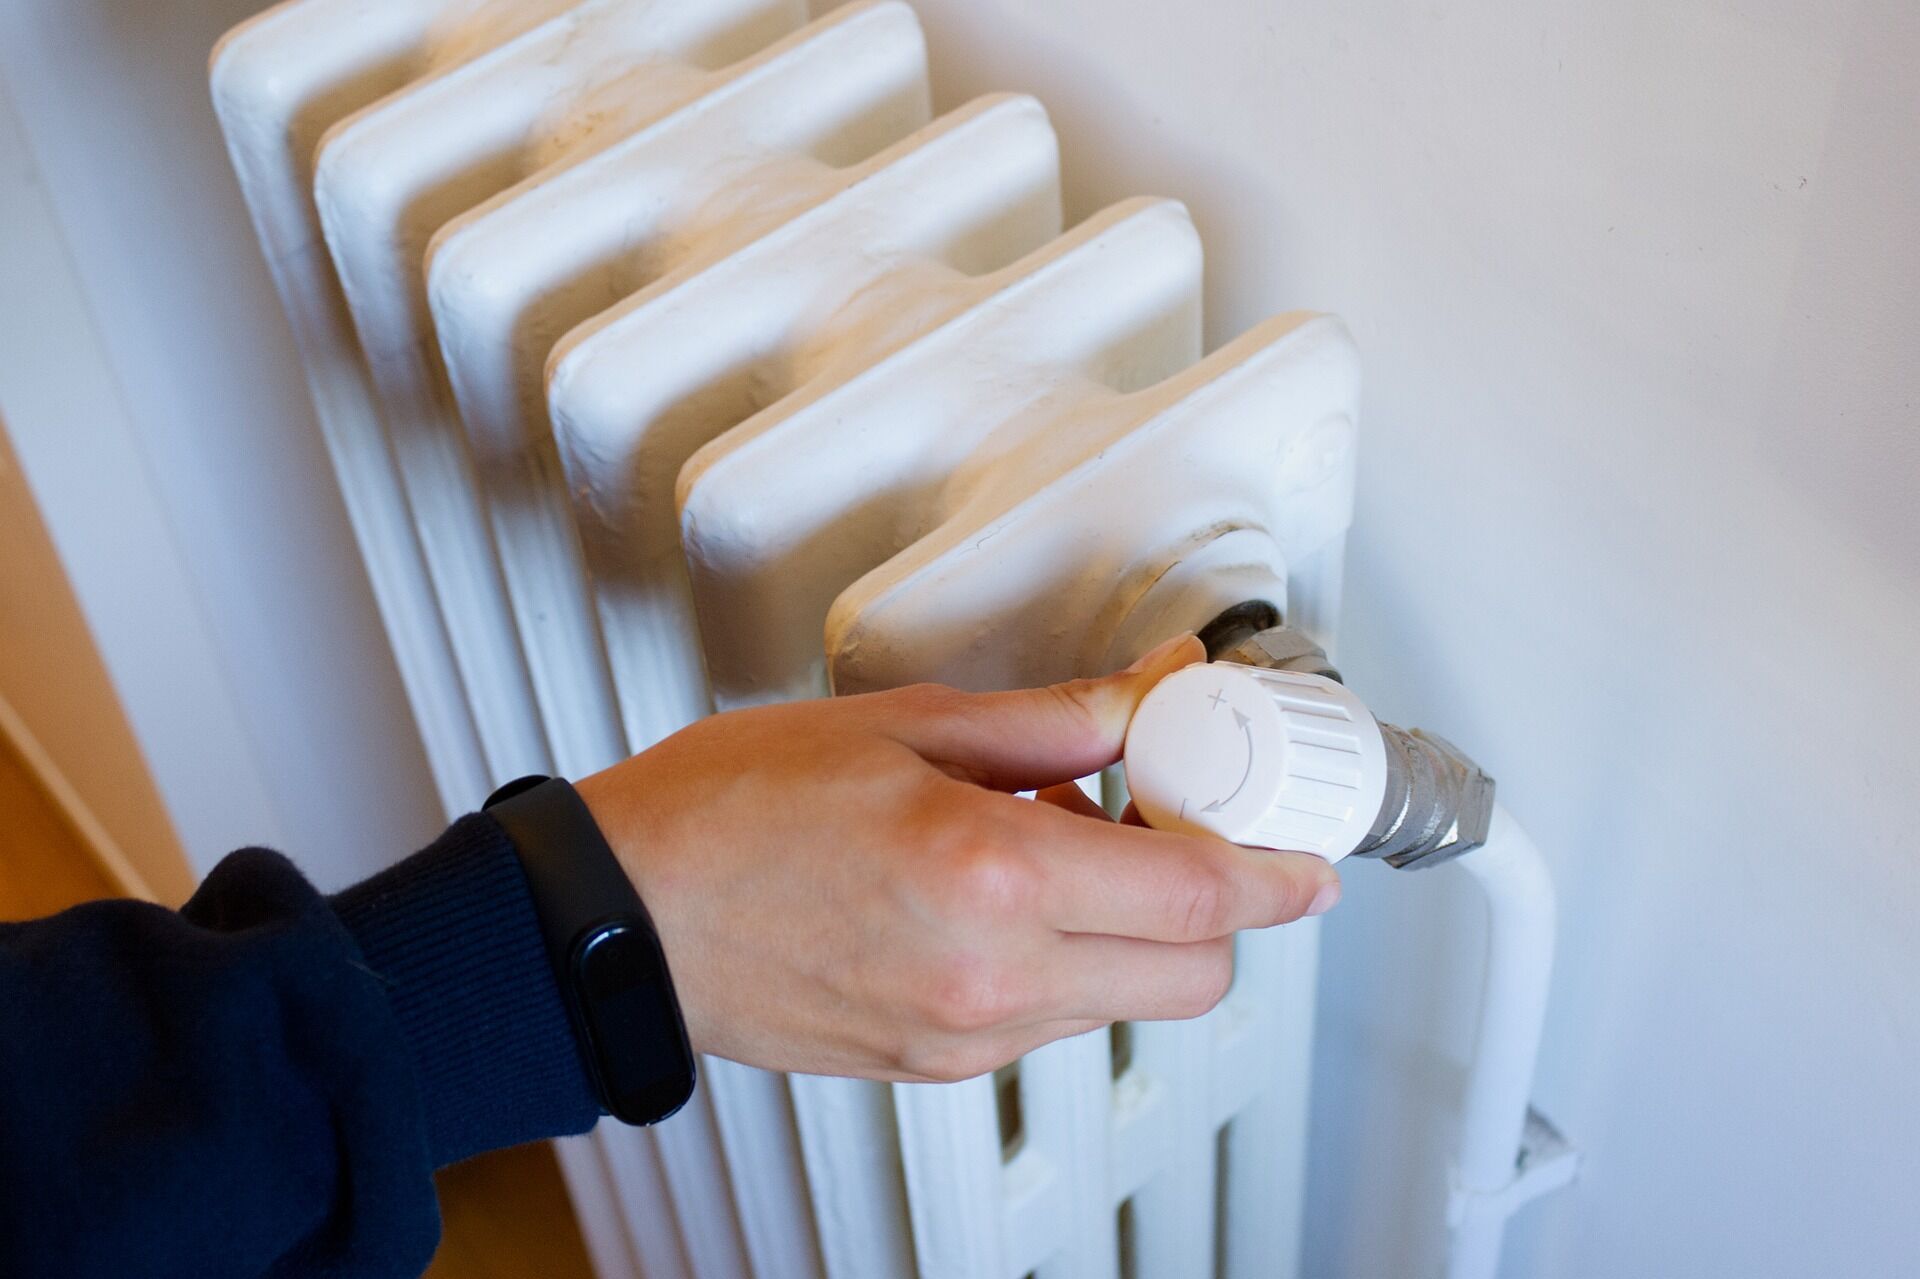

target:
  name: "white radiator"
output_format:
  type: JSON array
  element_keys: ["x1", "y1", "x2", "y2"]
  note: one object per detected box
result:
[{"x1": 211, "y1": 3, "x2": 1360, "y2": 1276}]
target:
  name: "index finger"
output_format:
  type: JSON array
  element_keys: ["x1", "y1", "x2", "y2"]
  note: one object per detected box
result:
[
  {"x1": 860, "y1": 633, "x2": 1205, "y2": 792},
  {"x1": 994, "y1": 789, "x2": 1342, "y2": 941}
]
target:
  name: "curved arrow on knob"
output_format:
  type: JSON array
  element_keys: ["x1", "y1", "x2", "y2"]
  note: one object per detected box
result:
[{"x1": 1202, "y1": 706, "x2": 1254, "y2": 814}]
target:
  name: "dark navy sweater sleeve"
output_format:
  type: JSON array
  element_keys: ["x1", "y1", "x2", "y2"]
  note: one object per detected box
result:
[{"x1": 0, "y1": 813, "x2": 602, "y2": 1279}]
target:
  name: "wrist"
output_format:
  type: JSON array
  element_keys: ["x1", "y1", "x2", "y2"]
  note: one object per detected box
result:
[
  {"x1": 485, "y1": 775, "x2": 697, "y2": 1126},
  {"x1": 574, "y1": 764, "x2": 665, "y2": 899}
]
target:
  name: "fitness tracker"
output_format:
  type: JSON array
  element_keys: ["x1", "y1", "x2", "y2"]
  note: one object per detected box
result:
[{"x1": 484, "y1": 775, "x2": 697, "y2": 1126}]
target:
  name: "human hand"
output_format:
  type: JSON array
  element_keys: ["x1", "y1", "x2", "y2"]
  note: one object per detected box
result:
[{"x1": 575, "y1": 634, "x2": 1341, "y2": 1083}]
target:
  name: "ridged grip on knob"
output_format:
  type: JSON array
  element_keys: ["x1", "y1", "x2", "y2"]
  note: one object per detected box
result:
[{"x1": 1123, "y1": 662, "x2": 1389, "y2": 863}]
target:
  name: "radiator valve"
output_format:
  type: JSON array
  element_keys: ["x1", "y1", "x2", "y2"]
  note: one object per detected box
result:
[{"x1": 1123, "y1": 625, "x2": 1494, "y2": 869}]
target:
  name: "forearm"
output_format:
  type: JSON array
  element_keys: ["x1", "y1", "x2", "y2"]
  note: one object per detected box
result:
[
  {"x1": 0, "y1": 637, "x2": 1338, "y2": 1276},
  {"x1": 0, "y1": 815, "x2": 599, "y2": 1279}
]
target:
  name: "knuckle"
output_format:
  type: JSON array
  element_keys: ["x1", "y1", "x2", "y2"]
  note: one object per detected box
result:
[
  {"x1": 897, "y1": 1036, "x2": 991, "y2": 1084},
  {"x1": 904, "y1": 777, "x2": 968, "y2": 844},
  {"x1": 916, "y1": 803, "x2": 1031, "y2": 922},
  {"x1": 948, "y1": 844, "x2": 1032, "y2": 921},
  {"x1": 1041, "y1": 680, "x2": 1106, "y2": 740},
  {"x1": 904, "y1": 788, "x2": 980, "y2": 872},
  {"x1": 891, "y1": 1036, "x2": 943, "y2": 1080},
  {"x1": 1176, "y1": 942, "x2": 1237, "y2": 1018},
  {"x1": 893, "y1": 681, "x2": 969, "y2": 720},
  {"x1": 1265, "y1": 860, "x2": 1324, "y2": 925},
  {"x1": 924, "y1": 954, "x2": 1017, "y2": 1033},
  {"x1": 1170, "y1": 860, "x2": 1237, "y2": 940}
]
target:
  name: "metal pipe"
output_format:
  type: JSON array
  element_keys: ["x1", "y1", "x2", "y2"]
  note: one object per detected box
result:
[
  {"x1": 1182, "y1": 612, "x2": 1572, "y2": 1274},
  {"x1": 1444, "y1": 806, "x2": 1558, "y2": 1279}
]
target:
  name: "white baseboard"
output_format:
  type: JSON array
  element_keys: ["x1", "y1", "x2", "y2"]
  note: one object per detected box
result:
[{"x1": 0, "y1": 689, "x2": 157, "y2": 903}]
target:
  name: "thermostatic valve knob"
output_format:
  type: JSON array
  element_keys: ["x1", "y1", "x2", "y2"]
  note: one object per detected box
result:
[{"x1": 1123, "y1": 662, "x2": 1390, "y2": 864}]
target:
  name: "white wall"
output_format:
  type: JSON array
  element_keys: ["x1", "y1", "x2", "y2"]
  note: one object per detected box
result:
[
  {"x1": 0, "y1": 74, "x2": 284, "y2": 896},
  {"x1": 0, "y1": 0, "x2": 443, "y2": 889},
  {"x1": 896, "y1": 0, "x2": 1920, "y2": 1274},
  {"x1": 0, "y1": 412, "x2": 192, "y2": 903},
  {"x1": 2, "y1": 0, "x2": 1913, "y2": 1272}
]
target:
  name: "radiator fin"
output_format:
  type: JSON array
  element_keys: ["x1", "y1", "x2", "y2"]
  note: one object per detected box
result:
[{"x1": 213, "y1": 3, "x2": 1357, "y2": 1275}]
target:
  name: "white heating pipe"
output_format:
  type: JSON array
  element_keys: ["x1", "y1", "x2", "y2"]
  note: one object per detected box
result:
[{"x1": 1444, "y1": 805, "x2": 1557, "y2": 1279}]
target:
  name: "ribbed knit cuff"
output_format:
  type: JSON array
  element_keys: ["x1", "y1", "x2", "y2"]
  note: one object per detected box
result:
[{"x1": 331, "y1": 814, "x2": 601, "y2": 1166}]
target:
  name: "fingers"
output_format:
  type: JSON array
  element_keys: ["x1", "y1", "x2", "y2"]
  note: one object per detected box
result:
[
  {"x1": 865, "y1": 633, "x2": 1205, "y2": 791},
  {"x1": 1006, "y1": 791, "x2": 1342, "y2": 941},
  {"x1": 895, "y1": 936, "x2": 1241, "y2": 1081},
  {"x1": 888, "y1": 1018, "x2": 1108, "y2": 1084},
  {"x1": 1034, "y1": 781, "x2": 1109, "y2": 820},
  {"x1": 1049, "y1": 934, "x2": 1237, "y2": 1023}
]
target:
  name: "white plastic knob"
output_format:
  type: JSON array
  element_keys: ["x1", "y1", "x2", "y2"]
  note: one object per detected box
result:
[{"x1": 1122, "y1": 661, "x2": 1389, "y2": 863}]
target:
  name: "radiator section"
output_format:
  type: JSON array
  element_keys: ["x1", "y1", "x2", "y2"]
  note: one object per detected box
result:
[{"x1": 213, "y1": 3, "x2": 1359, "y2": 1275}]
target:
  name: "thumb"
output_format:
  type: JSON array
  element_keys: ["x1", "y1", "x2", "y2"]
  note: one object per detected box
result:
[{"x1": 875, "y1": 632, "x2": 1205, "y2": 790}]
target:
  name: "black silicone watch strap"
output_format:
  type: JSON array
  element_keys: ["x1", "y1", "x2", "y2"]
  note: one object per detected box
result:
[
  {"x1": 485, "y1": 776, "x2": 644, "y2": 965},
  {"x1": 484, "y1": 775, "x2": 695, "y2": 1124}
]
